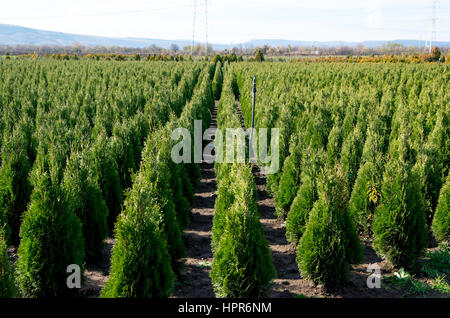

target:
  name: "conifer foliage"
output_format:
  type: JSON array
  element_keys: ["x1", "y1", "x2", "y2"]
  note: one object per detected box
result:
[
  {"x1": 100, "y1": 174, "x2": 175, "y2": 298},
  {"x1": 91, "y1": 134, "x2": 124, "y2": 233},
  {"x1": 0, "y1": 228, "x2": 16, "y2": 297},
  {"x1": 101, "y1": 65, "x2": 215, "y2": 298},
  {"x1": 16, "y1": 146, "x2": 85, "y2": 298},
  {"x1": 372, "y1": 132, "x2": 427, "y2": 268},
  {"x1": 211, "y1": 164, "x2": 275, "y2": 297},
  {"x1": 211, "y1": 75, "x2": 275, "y2": 297},
  {"x1": 432, "y1": 174, "x2": 449, "y2": 243},
  {"x1": 212, "y1": 61, "x2": 223, "y2": 100},
  {"x1": 296, "y1": 166, "x2": 362, "y2": 288},
  {"x1": 63, "y1": 149, "x2": 108, "y2": 262},
  {"x1": 0, "y1": 128, "x2": 33, "y2": 245}
]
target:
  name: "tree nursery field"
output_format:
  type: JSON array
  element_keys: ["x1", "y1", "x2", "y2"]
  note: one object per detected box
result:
[{"x1": 0, "y1": 58, "x2": 448, "y2": 299}]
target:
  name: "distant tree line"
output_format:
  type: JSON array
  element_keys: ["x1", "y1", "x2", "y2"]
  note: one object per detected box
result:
[{"x1": 1, "y1": 42, "x2": 448, "y2": 58}]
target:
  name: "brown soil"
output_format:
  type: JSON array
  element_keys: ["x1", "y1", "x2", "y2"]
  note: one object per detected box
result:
[{"x1": 172, "y1": 102, "x2": 218, "y2": 298}]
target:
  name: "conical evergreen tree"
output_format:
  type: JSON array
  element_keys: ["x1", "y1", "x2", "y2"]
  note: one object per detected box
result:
[
  {"x1": 285, "y1": 147, "x2": 325, "y2": 244},
  {"x1": 111, "y1": 120, "x2": 138, "y2": 190},
  {"x1": 16, "y1": 145, "x2": 85, "y2": 298},
  {"x1": 275, "y1": 143, "x2": 302, "y2": 218},
  {"x1": 100, "y1": 173, "x2": 174, "y2": 298},
  {"x1": 340, "y1": 125, "x2": 365, "y2": 194},
  {"x1": 91, "y1": 134, "x2": 124, "y2": 233},
  {"x1": 326, "y1": 125, "x2": 343, "y2": 165},
  {"x1": 296, "y1": 165, "x2": 363, "y2": 289},
  {"x1": 286, "y1": 174, "x2": 318, "y2": 245},
  {"x1": 211, "y1": 164, "x2": 275, "y2": 297},
  {"x1": 63, "y1": 149, "x2": 108, "y2": 262},
  {"x1": 0, "y1": 129, "x2": 33, "y2": 245},
  {"x1": 212, "y1": 62, "x2": 223, "y2": 100},
  {"x1": 372, "y1": 132, "x2": 427, "y2": 268},
  {"x1": 141, "y1": 130, "x2": 185, "y2": 267},
  {"x1": 348, "y1": 160, "x2": 383, "y2": 235},
  {"x1": 212, "y1": 163, "x2": 234, "y2": 250},
  {"x1": 170, "y1": 163, "x2": 191, "y2": 229},
  {"x1": 266, "y1": 106, "x2": 300, "y2": 196},
  {"x1": 418, "y1": 109, "x2": 448, "y2": 225},
  {"x1": 180, "y1": 164, "x2": 195, "y2": 206},
  {"x1": 431, "y1": 174, "x2": 449, "y2": 243},
  {"x1": 349, "y1": 118, "x2": 387, "y2": 235}
]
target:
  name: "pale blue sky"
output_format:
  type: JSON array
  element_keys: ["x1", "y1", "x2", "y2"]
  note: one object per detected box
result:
[{"x1": 1, "y1": 0, "x2": 449, "y2": 43}]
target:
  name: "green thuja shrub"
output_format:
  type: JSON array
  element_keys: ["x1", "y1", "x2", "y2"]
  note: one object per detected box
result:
[
  {"x1": 212, "y1": 62, "x2": 223, "y2": 100},
  {"x1": 16, "y1": 147, "x2": 85, "y2": 297},
  {"x1": 0, "y1": 228, "x2": 16, "y2": 297},
  {"x1": 187, "y1": 159, "x2": 202, "y2": 186},
  {"x1": 211, "y1": 165, "x2": 234, "y2": 250},
  {"x1": 348, "y1": 160, "x2": 383, "y2": 235},
  {"x1": 419, "y1": 110, "x2": 448, "y2": 225},
  {"x1": 266, "y1": 109, "x2": 299, "y2": 196},
  {"x1": 141, "y1": 131, "x2": 185, "y2": 267},
  {"x1": 111, "y1": 121, "x2": 138, "y2": 190},
  {"x1": 432, "y1": 174, "x2": 449, "y2": 242},
  {"x1": 92, "y1": 134, "x2": 124, "y2": 233},
  {"x1": 285, "y1": 147, "x2": 326, "y2": 244},
  {"x1": 286, "y1": 175, "x2": 318, "y2": 245},
  {"x1": 180, "y1": 164, "x2": 195, "y2": 206},
  {"x1": 296, "y1": 166, "x2": 363, "y2": 289},
  {"x1": 372, "y1": 135, "x2": 427, "y2": 268},
  {"x1": 340, "y1": 125, "x2": 365, "y2": 194},
  {"x1": 266, "y1": 173, "x2": 281, "y2": 197},
  {"x1": 170, "y1": 163, "x2": 191, "y2": 228},
  {"x1": 348, "y1": 117, "x2": 388, "y2": 235},
  {"x1": 275, "y1": 143, "x2": 302, "y2": 218},
  {"x1": 0, "y1": 129, "x2": 33, "y2": 245},
  {"x1": 326, "y1": 125, "x2": 343, "y2": 164},
  {"x1": 211, "y1": 200, "x2": 275, "y2": 297},
  {"x1": 63, "y1": 150, "x2": 108, "y2": 262},
  {"x1": 211, "y1": 165, "x2": 275, "y2": 297},
  {"x1": 101, "y1": 174, "x2": 174, "y2": 298}
]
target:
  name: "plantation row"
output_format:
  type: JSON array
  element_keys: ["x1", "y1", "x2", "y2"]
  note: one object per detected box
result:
[
  {"x1": 0, "y1": 59, "x2": 214, "y2": 297},
  {"x1": 233, "y1": 63, "x2": 449, "y2": 287},
  {"x1": 210, "y1": 71, "x2": 275, "y2": 297},
  {"x1": 102, "y1": 64, "x2": 216, "y2": 297}
]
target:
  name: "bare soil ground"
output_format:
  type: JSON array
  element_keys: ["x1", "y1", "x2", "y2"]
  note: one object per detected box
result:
[
  {"x1": 172, "y1": 102, "x2": 218, "y2": 298},
  {"x1": 81, "y1": 237, "x2": 115, "y2": 298}
]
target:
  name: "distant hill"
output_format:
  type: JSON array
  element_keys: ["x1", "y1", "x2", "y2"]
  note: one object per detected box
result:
[{"x1": 1, "y1": 24, "x2": 449, "y2": 49}]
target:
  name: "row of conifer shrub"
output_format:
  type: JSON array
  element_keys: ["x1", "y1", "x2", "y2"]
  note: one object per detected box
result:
[
  {"x1": 233, "y1": 63, "x2": 448, "y2": 288},
  {"x1": 211, "y1": 73, "x2": 275, "y2": 297},
  {"x1": 0, "y1": 60, "x2": 205, "y2": 297},
  {"x1": 101, "y1": 65, "x2": 215, "y2": 297}
]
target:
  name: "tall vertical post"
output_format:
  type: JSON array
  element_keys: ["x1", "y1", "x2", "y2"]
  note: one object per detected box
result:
[
  {"x1": 251, "y1": 75, "x2": 256, "y2": 132},
  {"x1": 249, "y1": 75, "x2": 257, "y2": 161}
]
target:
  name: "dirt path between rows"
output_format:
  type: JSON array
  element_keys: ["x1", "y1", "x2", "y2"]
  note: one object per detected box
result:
[
  {"x1": 234, "y1": 104, "x2": 307, "y2": 297},
  {"x1": 172, "y1": 101, "x2": 218, "y2": 298}
]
